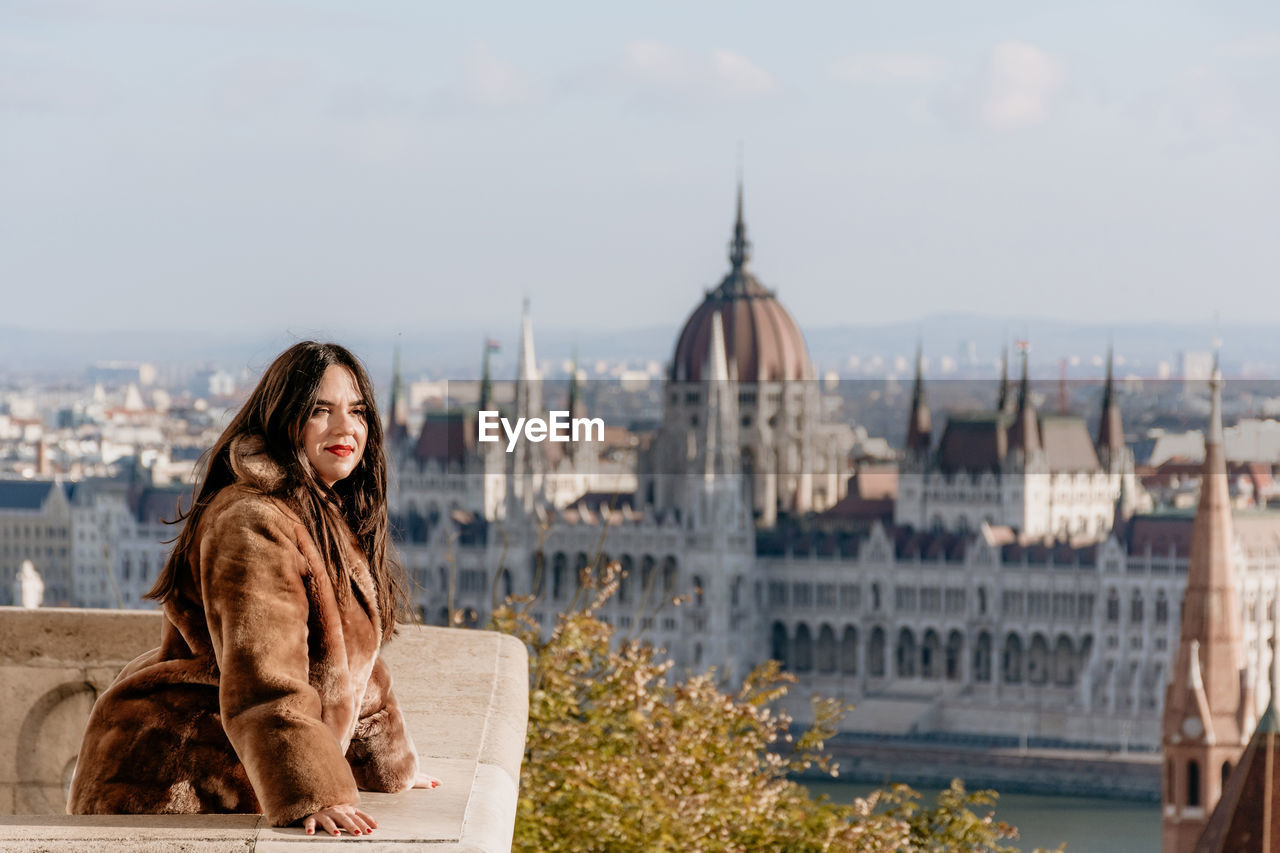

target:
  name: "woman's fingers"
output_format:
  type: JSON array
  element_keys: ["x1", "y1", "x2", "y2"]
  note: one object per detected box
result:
[{"x1": 302, "y1": 805, "x2": 377, "y2": 836}]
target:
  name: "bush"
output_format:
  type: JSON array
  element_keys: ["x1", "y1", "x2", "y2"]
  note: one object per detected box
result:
[{"x1": 492, "y1": 567, "x2": 1058, "y2": 852}]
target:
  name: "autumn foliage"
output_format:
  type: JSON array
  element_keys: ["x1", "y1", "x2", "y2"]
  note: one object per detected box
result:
[{"x1": 491, "y1": 563, "x2": 1057, "y2": 852}]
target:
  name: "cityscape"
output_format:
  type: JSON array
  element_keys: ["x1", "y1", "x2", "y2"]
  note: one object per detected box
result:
[
  {"x1": 6, "y1": 2, "x2": 1280, "y2": 850},
  {"x1": 6, "y1": 197, "x2": 1280, "y2": 849}
]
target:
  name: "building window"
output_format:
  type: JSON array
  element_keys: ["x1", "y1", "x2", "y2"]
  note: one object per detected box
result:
[{"x1": 1187, "y1": 760, "x2": 1201, "y2": 808}]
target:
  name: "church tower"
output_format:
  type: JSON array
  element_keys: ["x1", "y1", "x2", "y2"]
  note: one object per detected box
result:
[{"x1": 1163, "y1": 355, "x2": 1252, "y2": 852}]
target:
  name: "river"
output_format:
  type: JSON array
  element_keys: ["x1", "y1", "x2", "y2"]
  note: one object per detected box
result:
[{"x1": 803, "y1": 780, "x2": 1161, "y2": 852}]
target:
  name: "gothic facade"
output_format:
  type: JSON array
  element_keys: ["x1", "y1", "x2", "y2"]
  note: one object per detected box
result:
[{"x1": 387, "y1": 192, "x2": 1280, "y2": 758}]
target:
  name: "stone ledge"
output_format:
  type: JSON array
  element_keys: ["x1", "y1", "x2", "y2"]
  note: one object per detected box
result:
[{"x1": 0, "y1": 608, "x2": 528, "y2": 852}]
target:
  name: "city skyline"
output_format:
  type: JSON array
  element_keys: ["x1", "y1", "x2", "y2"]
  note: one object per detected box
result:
[{"x1": 4, "y1": 1, "x2": 1279, "y2": 337}]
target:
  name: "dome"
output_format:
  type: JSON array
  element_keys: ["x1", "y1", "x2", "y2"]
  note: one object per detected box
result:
[{"x1": 670, "y1": 191, "x2": 813, "y2": 383}]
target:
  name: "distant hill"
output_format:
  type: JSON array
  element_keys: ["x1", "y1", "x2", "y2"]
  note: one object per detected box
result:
[{"x1": 3, "y1": 315, "x2": 1275, "y2": 381}]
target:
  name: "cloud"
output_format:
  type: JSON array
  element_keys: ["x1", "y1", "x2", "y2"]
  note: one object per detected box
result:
[
  {"x1": 1221, "y1": 32, "x2": 1280, "y2": 59},
  {"x1": 620, "y1": 41, "x2": 780, "y2": 102},
  {"x1": 825, "y1": 51, "x2": 949, "y2": 85},
  {"x1": 710, "y1": 49, "x2": 781, "y2": 98},
  {"x1": 460, "y1": 43, "x2": 538, "y2": 108},
  {"x1": 979, "y1": 40, "x2": 1065, "y2": 130}
]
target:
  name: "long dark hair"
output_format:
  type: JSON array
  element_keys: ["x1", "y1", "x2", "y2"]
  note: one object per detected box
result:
[{"x1": 146, "y1": 341, "x2": 408, "y2": 640}]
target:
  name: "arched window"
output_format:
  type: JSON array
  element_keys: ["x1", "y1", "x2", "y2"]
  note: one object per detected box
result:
[
  {"x1": 1003, "y1": 634, "x2": 1024, "y2": 684},
  {"x1": 869, "y1": 626, "x2": 886, "y2": 677},
  {"x1": 1156, "y1": 591, "x2": 1169, "y2": 625},
  {"x1": 896, "y1": 628, "x2": 917, "y2": 678},
  {"x1": 692, "y1": 575, "x2": 705, "y2": 608},
  {"x1": 922, "y1": 630, "x2": 942, "y2": 679},
  {"x1": 1130, "y1": 590, "x2": 1143, "y2": 624},
  {"x1": 1187, "y1": 760, "x2": 1201, "y2": 808},
  {"x1": 1106, "y1": 589, "x2": 1120, "y2": 623},
  {"x1": 640, "y1": 555, "x2": 656, "y2": 598},
  {"x1": 841, "y1": 626, "x2": 858, "y2": 675},
  {"x1": 973, "y1": 632, "x2": 992, "y2": 683},
  {"x1": 770, "y1": 622, "x2": 789, "y2": 669},
  {"x1": 816, "y1": 624, "x2": 837, "y2": 674},
  {"x1": 945, "y1": 631, "x2": 964, "y2": 681},
  {"x1": 1028, "y1": 634, "x2": 1050, "y2": 685},
  {"x1": 794, "y1": 625, "x2": 814, "y2": 673},
  {"x1": 1053, "y1": 635, "x2": 1076, "y2": 687},
  {"x1": 552, "y1": 552, "x2": 568, "y2": 600},
  {"x1": 529, "y1": 551, "x2": 545, "y2": 597},
  {"x1": 662, "y1": 556, "x2": 678, "y2": 597},
  {"x1": 617, "y1": 555, "x2": 633, "y2": 604},
  {"x1": 498, "y1": 569, "x2": 513, "y2": 601},
  {"x1": 574, "y1": 552, "x2": 590, "y2": 592}
]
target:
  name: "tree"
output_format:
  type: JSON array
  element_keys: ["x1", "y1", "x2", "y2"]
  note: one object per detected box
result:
[{"x1": 492, "y1": 565, "x2": 1059, "y2": 852}]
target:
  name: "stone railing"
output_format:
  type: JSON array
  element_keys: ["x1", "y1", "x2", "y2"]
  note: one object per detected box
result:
[{"x1": 0, "y1": 607, "x2": 528, "y2": 851}]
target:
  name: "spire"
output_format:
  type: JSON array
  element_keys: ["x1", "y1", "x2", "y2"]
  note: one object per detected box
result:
[
  {"x1": 1007, "y1": 342, "x2": 1040, "y2": 456},
  {"x1": 709, "y1": 179, "x2": 771, "y2": 302},
  {"x1": 996, "y1": 344, "x2": 1010, "y2": 412},
  {"x1": 701, "y1": 310, "x2": 739, "y2": 484},
  {"x1": 1162, "y1": 346, "x2": 1247, "y2": 849},
  {"x1": 510, "y1": 300, "x2": 544, "y2": 511},
  {"x1": 1112, "y1": 471, "x2": 1131, "y2": 533},
  {"x1": 517, "y1": 298, "x2": 538, "y2": 384},
  {"x1": 567, "y1": 347, "x2": 584, "y2": 422},
  {"x1": 387, "y1": 343, "x2": 409, "y2": 446},
  {"x1": 1096, "y1": 346, "x2": 1124, "y2": 464},
  {"x1": 479, "y1": 336, "x2": 496, "y2": 413},
  {"x1": 905, "y1": 342, "x2": 931, "y2": 456},
  {"x1": 728, "y1": 178, "x2": 751, "y2": 273},
  {"x1": 707, "y1": 310, "x2": 730, "y2": 383}
]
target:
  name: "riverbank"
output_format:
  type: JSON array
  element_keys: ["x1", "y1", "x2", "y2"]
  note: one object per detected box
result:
[
  {"x1": 818, "y1": 734, "x2": 1161, "y2": 800},
  {"x1": 803, "y1": 780, "x2": 1161, "y2": 853}
]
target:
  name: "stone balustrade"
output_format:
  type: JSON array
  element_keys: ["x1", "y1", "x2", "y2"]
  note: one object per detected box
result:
[{"x1": 0, "y1": 607, "x2": 528, "y2": 852}]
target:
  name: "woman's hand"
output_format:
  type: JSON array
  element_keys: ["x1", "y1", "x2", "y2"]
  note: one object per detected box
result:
[
  {"x1": 302, "y1": 804, "x2": 378, "y2": 837},
  {"x1": 412, "y1": 772, "x2": 441, "y2": 789}
]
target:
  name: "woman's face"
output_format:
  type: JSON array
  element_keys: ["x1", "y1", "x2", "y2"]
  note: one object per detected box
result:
[{"x1": 301, "y1": 365, "x2": 368, "y2": 487}]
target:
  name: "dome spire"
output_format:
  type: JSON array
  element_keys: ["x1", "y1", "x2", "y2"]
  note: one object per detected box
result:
[{"x1": 728, "y1": 177, "x2": 751, "y2": 272}]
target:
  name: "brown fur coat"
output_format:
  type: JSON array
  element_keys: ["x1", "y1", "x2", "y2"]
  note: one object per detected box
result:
[{"x1": 67, "y1": 437, "x2": 419, "y2": 826}]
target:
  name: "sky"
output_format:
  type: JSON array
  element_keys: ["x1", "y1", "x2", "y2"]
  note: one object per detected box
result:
[{"x1": 3, "y1": 0, "x2": 1280, "y2": 342}]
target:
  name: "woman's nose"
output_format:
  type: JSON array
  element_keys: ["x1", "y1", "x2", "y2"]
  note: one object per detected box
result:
[{"x1": 333, "y1": 410, "x2": 358, "y2": 434}]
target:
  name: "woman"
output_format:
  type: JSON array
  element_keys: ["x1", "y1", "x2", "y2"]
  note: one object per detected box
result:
[{"x1": 68, "y1": 341, "x2": 436, "y2": 837}]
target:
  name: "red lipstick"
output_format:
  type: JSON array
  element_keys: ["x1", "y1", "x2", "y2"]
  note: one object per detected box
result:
[{"x1": 325, "y1": 445, "x2": 353, "y2": 457}]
